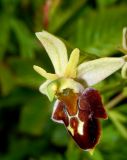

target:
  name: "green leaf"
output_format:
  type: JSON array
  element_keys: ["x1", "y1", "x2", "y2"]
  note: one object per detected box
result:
[
  {"x1": 8, "y1": 58, "x2": 43, "y2": 88},
  {"x1": 69, "y1": 5, "x2": 127, "y2": 56},
  {"x1": 101, "y1": 125, "x2": 120, "y2": 149},
  {"x1": 49, "y1": 0, "x2": 87, "y2": 33},
  {"x1": 51, "y1": 125, "x2": 68, "y2": 147},
  {"x1": 109, "y1": 110, "x2": 127, "y2": 122},
  {"x1": 11, "y1": 19, "x2": 37, "y2": 59},
  {"x1": 40, "y1": 154, "x2": 63, "y2": 160},
  {"x1": 115, "y1": 104, "x2": 127, "y2": 114},
  {"x1": 123, "y1": 87, "x2": 127, "y2": 96},
  {"x1": 109, "y1": 111, "x2": 127, "y2": 139},
  {"x1": 0, "y1": 62, "x2": 15, "y2": 95},
  {"x1": 97, "y1": 0, "x2": 118, "y2": 8},
  {"x1": 0, "y1": 14, "x2": 10, "y2": 60},
  {"x1": 19, "y1": 96, "x2": 50, "y2": 135},
  {"x1": 0, "y1": 87, "x2": 39, "y2": 109},
  {"x1": 66, "y1": 139, "x2": 80, "y2": 160},
  {"x1": 91, "y1": 149, "x2": 104, "y2": 160}
]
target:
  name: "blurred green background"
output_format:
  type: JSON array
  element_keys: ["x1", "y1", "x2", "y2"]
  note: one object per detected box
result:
[{"x1": 0, "y1": 0, "x2": 127, "y2": 160}]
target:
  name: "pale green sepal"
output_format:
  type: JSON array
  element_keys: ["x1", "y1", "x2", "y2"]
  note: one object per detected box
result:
[
  {"x1": 47, "y1": 82, "x2": 58, "y2": 101},
  {"x1": 47, "y1": 78, "x2": 84, "y2": 101},
  {"x1": 77, "y1": 57, "x2": 125, "y2": 86},
  {"x1": 39, "y1": 80, "x2": 52, "y2": 100},
  {"x1": 35, "y1": 31, "x2": 68, "y2": 76}
]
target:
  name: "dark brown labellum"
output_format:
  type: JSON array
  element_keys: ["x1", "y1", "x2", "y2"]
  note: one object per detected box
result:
[{"x1": 51, "y1": 88, "x2": 108, "y2": 150}]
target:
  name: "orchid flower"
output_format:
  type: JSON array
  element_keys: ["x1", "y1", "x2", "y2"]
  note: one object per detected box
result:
[{"x1": 33, "y1": 30, "x2": 127, "y2": 151}]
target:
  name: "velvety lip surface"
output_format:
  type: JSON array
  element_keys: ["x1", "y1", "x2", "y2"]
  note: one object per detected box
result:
[{"x1": 52, "y1": 88, "x2": 108, "y2": 150}]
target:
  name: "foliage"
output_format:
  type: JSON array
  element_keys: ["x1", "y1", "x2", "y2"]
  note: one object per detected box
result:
[{"x1": 0, "y1": 0, "x2": 127, "y2": 159}]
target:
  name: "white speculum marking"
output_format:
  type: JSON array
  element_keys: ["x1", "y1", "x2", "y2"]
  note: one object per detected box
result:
[
  {"x1": 77, "y1": 119, "x2": 84, "y2": 135},
  {"x1": 66, "y1": 110, "x2": 85, "y2": 136},
  {"x1": 67, "y1": 125, "x2": 74, "y2": 136}
]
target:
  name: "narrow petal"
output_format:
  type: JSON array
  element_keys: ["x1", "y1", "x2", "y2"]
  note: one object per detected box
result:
[
  {"x1": 77, "y1": 57, "x2": 125, "y2": 86},
  {"x1": 51, "y1": 100, "x2": 69, "y2": 126},
  {"x1": 64, "y1": 48, "x2": 80, "y2": 78},
  {"x1": 33, "y1": 65, "x2": 58, "y2": 80},
  {"x1": 35, "y1": 31, "x2": 68, "y2": 75}
]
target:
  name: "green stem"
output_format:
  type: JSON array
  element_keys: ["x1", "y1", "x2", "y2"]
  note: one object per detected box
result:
[{"x1": 106, "y1": 93, "x2": 125, "y2": 109}]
